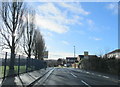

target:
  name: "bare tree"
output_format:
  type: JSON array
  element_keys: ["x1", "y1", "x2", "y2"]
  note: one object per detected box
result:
[
  {"x1": 0, "y1": 1, "x2": 25, "y2": 74},
  {"x1": 33, "y1": 29, "x2": 46, "y2": 60},
  {"x1": 23, "y1": 9, "x2": 36, "y2": 59}
]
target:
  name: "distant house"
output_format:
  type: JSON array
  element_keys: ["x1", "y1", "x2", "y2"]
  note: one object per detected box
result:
[
  {"x1": 77, "y1": 51, "x2": 98, "y2": 61},
  {"x1": 104, "y1": 49, "x2": 120, "y2": 59},
  {"x1": 66, "y1": 57, "x2": 78, "y2": 67},
  {"x1": 77, "y1": 55, "x2": 84, "y2": 61}
]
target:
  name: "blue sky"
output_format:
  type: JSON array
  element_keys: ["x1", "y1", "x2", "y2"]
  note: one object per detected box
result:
[
  {"x1": 0, "y1": 1, "x2": 118, "y2": 59},
  {"x1": 27, "y1": 2, "x2": 118, "y2": 60}
]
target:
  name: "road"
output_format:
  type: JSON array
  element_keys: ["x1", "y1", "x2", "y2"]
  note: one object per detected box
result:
[{"x1": 33, "y1": 67, "x2": 119, "y2": 87}]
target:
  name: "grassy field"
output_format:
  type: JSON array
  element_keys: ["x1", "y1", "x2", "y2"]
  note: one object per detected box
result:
[{"x1": 0, "y1": 66, "x2": 32, "y2": 78}]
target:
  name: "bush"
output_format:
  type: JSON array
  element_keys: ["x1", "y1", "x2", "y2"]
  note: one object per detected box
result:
[
  {"x1": 79, "y1": 57, "x2": 119, "y2": 74},
  {"x1": 107, "y1": 58, "x2": 119, "y2": 74}
]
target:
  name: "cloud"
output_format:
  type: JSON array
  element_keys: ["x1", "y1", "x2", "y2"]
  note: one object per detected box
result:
[
  {"x1": 76, "y1": 30, "x2": 85, "y2": 35},
  {"x1": 49, "y1": 52, "x2": 75, "y2": 59},
  {"x1": 62, "y1": 41, "x2": 69, "y2": 45},
  {"x1": 46, "y1": 32, "x2": 53, "y2": 37},
  {"x1": 35, "y1": 2, "x2": 89, "y2": 33},
  {"x1": 86, "y1": 19, "x2": 98, "y2": 31},
  {"x1": 87, "y1": 19, "x2": 94, "y2": 25},
  {"x1": 41, "y1": 31, "x2": 53, "y2": 41},
  {"x1": 58, "y1": 2, "x2": 90, "y2": 15},
  {"x1": 36, "y1": 14, "x2": 69, "y2": 34},
  {"x1": 106, "y1": 3, "x2": 118, "y2": 14},
  {"x1": 89, "y1": 37, "x2": 102, "y2": 41}
]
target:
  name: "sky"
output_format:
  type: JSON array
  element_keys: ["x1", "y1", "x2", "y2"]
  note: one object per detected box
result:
[
  {"x1": 26, "y1": 2, "x2": 118, "y2": 60},
  {"x1": 0, "y1": 1, "x2": 118, "y2": 60}
]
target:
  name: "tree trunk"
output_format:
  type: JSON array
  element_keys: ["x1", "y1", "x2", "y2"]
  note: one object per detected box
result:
[{"x1": 8, "y1": 35, "x2": 15, "y2": 76}]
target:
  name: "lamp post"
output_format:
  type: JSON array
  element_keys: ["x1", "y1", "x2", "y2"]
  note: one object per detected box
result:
[
  {"x1": 74, "y1": 46, "x2": 75, "y2": 58},
  {"x1": 73, "y1": 46, "x2": 76, "y2": 68}
]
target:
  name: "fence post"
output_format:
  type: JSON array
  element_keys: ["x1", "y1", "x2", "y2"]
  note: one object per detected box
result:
[
  {"x1": 30, "y1": 58, "x2": 31, "y2": 72},
  {"x1": 3, "y1": 52, "x2": 7, "y2": 79},
  {"x1": 26, "y1": 57, "x2": 28, "y2": 73},
  {"x1": 32, "y1": 58, "x2": 34, "y2": 71},
  {"x1": 18, "y1": 55, "x2": 20, "y2": 75},
  {"x1": 33, "y1": 59, "x2": 35, "y2": 71},
  {"x1": 31, "y1": 58, "x2": 33, "y2": 71},
  {"x1": 31, "y1": 58, "x2": 32, "y2": 71}
]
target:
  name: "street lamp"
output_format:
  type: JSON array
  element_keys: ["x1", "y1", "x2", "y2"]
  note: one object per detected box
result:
[
  {"x1": 74, "y1": 46, "x2": 75, "y2": 58},
  {"x1": 73, "y1": 46, "x2": 76, "y2": 68}
]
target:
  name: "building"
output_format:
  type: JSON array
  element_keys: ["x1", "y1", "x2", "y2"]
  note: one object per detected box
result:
[
  {"x1": 66, "y1": 57, "x2": 78, "y2": 67},
  {"x1": 104, "y1": 49, "x2": 120, "y2": 59},
  {"x1": 77, "y1": 51, "x2": 98, "y2": 61},
  {"x1": 77, "y1": 55, "x2": 84, "y2": 61}
]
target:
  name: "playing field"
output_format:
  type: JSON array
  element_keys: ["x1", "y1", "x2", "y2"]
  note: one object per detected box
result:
[{"x1": 0, "y1": 65, "x2": 32, "y2": 78}]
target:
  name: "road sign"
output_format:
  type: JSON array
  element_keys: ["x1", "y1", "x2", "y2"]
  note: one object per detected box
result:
[{"x1": 44, "y1": 51, "x2": 48, "y2": 58}]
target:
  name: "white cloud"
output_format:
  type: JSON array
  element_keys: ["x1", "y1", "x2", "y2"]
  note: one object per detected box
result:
[
  {"x1": 106, "y1": 3, "x2": 118, "y2": 14},
  {"x1": 76, "y1": 30, "x2": 85, "y2": 35},
  {"x1": 41, "y1": 31, "x2": 53, "y2": 41},
  {"x1": 94, "y1": 38, "x2": 101, "y2": 41},
  {"x1": 35, "y1": 2, "x2": 89, "y2": 34},
  {"x1": 89, "y1": 37, "x2": 102, "y2": 41},
  {"x1": 48, "y1": 52, "x2": 75, "y2": 59},
  {"x1": 46, "y1": 32, "x2": 53, "y2": 37},
  {"x1": 87, "y1": 19, "x2": 94, "y2": 26},
  {"x1": 58, "y1": 2, "x2": 90, "y2": 15},
  {"x1": 38, "y1": 3, "x2": 61, "y2": 16},
  {"x1": 18, "y1": 0, "x2": 120, "y2": 2},
  {"x1": 62, "y1": 41, "x2": 69, "y2": 45},
  {"x1": 36, "y1": 14, "x2": 69, "y2": 33},
  {"x1": 87, "y1": 19, "x2": 110, "y2": 32},
  {"x1": 86, "y1": 19, "x2": 98, "y2": 31}
]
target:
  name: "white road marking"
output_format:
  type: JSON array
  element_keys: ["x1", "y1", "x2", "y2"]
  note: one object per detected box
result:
[
  {"x1": 91, "y1": 73, "x2": 94, "y2": 75},
  {"x1": 103, "y1": 76, "x2": 109, "y2": 78},
  {"x1": 71, "y1": 73, "x2": 77, "y2": 78},
  {"x1": 81, "y1": 80, "x2": 91, "y2": 87},
  {"x1": 79, "y1": 70, "x2": 83, "y2": 72},
  {"x1": 86, "y1": 72, "x2": 90, "y2": 74},
  {"x1": 98, "y1": 75, "x2": 102, "y2": 77}
]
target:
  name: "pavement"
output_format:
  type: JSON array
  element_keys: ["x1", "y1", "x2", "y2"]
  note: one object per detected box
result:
[{"x1": 0, "y1": 67, "x2": 54, "y2": 87}]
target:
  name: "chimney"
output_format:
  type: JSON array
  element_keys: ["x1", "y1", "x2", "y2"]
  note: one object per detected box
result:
[{"x1": 84, "y1": 51, "x2": 88, "y2": 56}]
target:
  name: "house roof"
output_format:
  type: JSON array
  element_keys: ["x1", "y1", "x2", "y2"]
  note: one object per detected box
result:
[
  {"x1": 88, "y1": 55, "x2": 98, "y2": 58},
  {"x1": 78, "y1": 55, "x2": 97, "y2": 58},
  {"x1": 66, "y1": 57, "x2": 77, "y2": 59},
  {"x1": 107, "y1": 49, "x2": 120, "y2": 54},
  {"x1": 78, "y1": 55, "x2": 84, "y2": 58}
]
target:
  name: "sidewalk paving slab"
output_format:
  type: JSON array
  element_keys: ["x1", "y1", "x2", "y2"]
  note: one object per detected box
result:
[
  {"x1": 20, "y1": 68, "x2": 53, "y2": 86},
  {"x1": 0, "y1": 67, "x2": 54, "y2": 87}
]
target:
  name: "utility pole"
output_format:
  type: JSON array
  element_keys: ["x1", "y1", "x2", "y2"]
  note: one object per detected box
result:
[
  {"x1": 73, "y1": 46, "x2": 76, "y2": 68},
  {"x1": 74, "y1": 46, "x2": 75, "y2": 58}
]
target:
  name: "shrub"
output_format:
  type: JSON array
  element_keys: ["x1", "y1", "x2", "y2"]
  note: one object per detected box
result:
[{"x1": 79, "y1": 57, "x2": 119, "y2": 75}]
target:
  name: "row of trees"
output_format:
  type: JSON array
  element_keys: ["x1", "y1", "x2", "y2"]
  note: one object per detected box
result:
[
  {"x1": 45, "y1": 58, "x2": 66, "y2": 67},
  {"x1": 57, "y1": 58, "x2": 66, "y2": 66},
  {"x1": 0, "y1": 1, "x2": 46, "y2": 75}
]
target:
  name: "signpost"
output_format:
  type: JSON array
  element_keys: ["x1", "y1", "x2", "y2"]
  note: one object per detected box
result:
[{"x1": 44, "y1": 51, "x2": 48, "y2": 58}]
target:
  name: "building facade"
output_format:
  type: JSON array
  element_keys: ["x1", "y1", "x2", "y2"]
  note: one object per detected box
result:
[
  {"x1": 77, "y1": 51, "x2": 98, "y2": 61},
  {"x1": 104, "y1": 49, "x2": 120, "y2": 59},
  {"x1": 66, "y1": 57, "x2": 78, "y2": 67}
]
